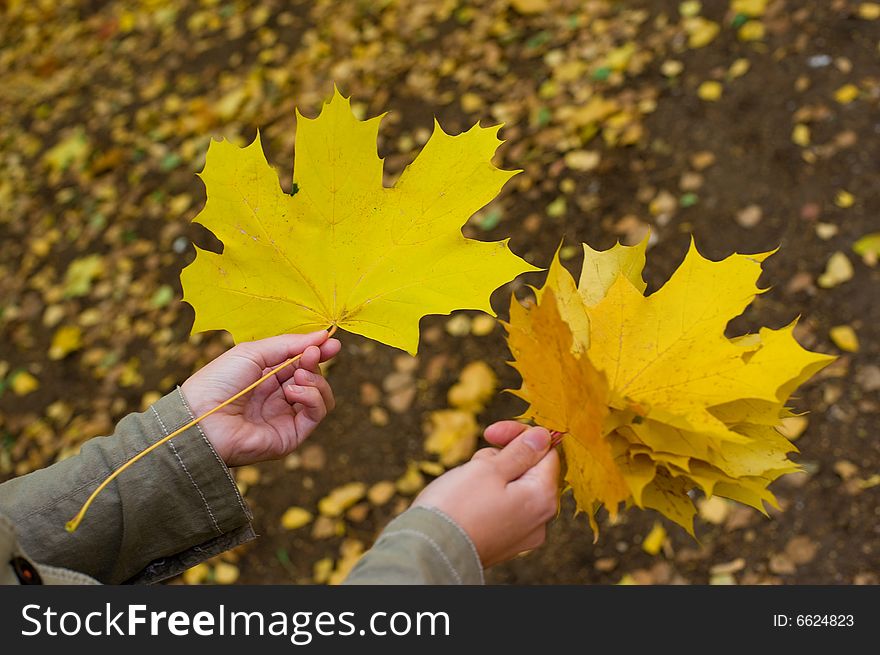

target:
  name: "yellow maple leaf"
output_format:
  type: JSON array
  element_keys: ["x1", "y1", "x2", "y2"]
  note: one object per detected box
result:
[
  {"x1": 578, "y1": 237, "x2": 648, "y2": 306},
  {"x1": 181, "y1": 88, "x2": 537, "y2": 354},
  {"x1": 506, "y1": 286, "x2": 629, "y2": 536},
  {"x1": 505, "y1": 241, "x2": 834, "y2": 536}
]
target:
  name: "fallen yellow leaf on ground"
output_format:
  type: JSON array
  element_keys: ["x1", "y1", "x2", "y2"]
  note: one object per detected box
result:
[
  {"x1": 182, "y1": 563, "x2": 210, "y2": 585},
  {"x1": 853, "y1": 232, "x2": 880, "y2": 265},
  {"x1": 738, "y1": 21, "x2": 765, "y2": 41},
  {"x1": 835, "y1": 189, "x2": 855, "y2": 208},
  {"x1": 396, "y1": 462, "x2": 426, "y2": 496},
  {"x1": 366, "y1": 481, "x2": 396, "y2": 506},
  {"x1": 447, "y1": 361, "x2": 497, "y2": 411},
  {"x1": 470, "y1": 314, "x2": 497, "y2": 336},
  {"x1": 48, "y1": 325, "x2": 83, "y2": 360},
  {"x1": 509, "y1": 0, "x2": 548, "y2": 15},
  {"x1": 698, "y1": 496, "x2": 731, "y2": 525},
  {"x1": 311, "y1": 516, "x2": 345, "y2": 540},
  {"x1": 733, "y1": 0, "x2": 769, "y2": 16},
  {"x1": 10, "y1": 371, "x2": 40, "y2": 396},
  {"x1": 313, "y1": 558, "x2": 333, "y2": 584},
  {"x1": 317, "y1": 482, "x2": 367, "y2": 517},
  {"x1": 564, "y1": 150, "x2": 601, "y2": 172},
  {"x1": 791, "y1": 124, "x2": 810, "y2": 147},
  {"x1": 236, "y1": 465, "x2": 261, "y2": 486},
  {"x1": 834, "y1": 84, "x2": 860, "y2": 104},
  {"x1": 281, "y1": 506, "x2": 314, "y2": 530},
  {"x1": 328, "y1": 539, "x2": 365, "y2": 585},
  {"x1": 679, "y1": 1, "x2": 701, "y2": 18},
  {"x1": 684, "y1": 17, "x2": 720, "y2": 49},
  {"x1": 213, "y1": 562, "x2": 240, "y2": 585},
  {"x1": 418, "y1": 460, "x2": 446, "y2": 477},
  {"x1": 642, "y1": 522, "x2": 667, "y2": 555},
  {"x1": 829, "y1": 325, "x2": 859, "y2": 352},
  {"x1": 63, "y1": 255, "x2": 103, "y2": 298},
  {"x1": 858, "y1": 3, "x2": 880, "y2": 20},
  {"x1": 817, "y1": 251, "x2": 854, "y2": 288},
  {"x1": 728, "y1": 58, "x2": 751, "y2": 78},
  {"x1": 43, "y1": 128, "x2": 90, "y2": 172},
  {"x1": 697, "y1": 80, "x2": 723, "y2": 101}
]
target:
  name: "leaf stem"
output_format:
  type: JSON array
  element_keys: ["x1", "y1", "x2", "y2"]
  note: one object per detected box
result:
[{"x1": 66, "y1": 325, "x2": 338, "y2": 533}]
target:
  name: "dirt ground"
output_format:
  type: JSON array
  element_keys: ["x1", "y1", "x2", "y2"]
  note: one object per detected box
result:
[{"x1": 0, "y1": 1, "x2": 877, "y2": 585}]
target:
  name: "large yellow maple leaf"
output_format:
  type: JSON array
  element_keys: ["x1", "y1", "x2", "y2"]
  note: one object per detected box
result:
[
  {"x1": 506, "y1": 238, "x2": 834, "y2": 536},
  {"x1": 507, "y1": 287, "x2": 629, "y2": 536},
  {"x1": 181, "y1": 88, "x2": 537, "y2": 354}
]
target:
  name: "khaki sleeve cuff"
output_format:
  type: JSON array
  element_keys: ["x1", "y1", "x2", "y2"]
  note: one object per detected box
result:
[
  {"x1": 126, "y1": 388, "x2": 256, "y2": 583},
  {"x1": 344, "y1": 506, "x2": 484, "y2": 585}
]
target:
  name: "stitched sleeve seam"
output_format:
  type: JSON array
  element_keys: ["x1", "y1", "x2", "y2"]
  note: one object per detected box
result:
[
  {"x1": 379, "y1": 528, "x2": 463, "y2": 584},
  {"x1": 166, "y1": 441, "x2": 222, "y2": 535},
  {"x1": 176, "y1": 387, "x2": 249, "y2": 518},
  {"x1": 421, "y1": 506, "x2": 485, "y2": 584},
  {"x1": 152, "y1": 404, "x2": 222, "y2": 535}
]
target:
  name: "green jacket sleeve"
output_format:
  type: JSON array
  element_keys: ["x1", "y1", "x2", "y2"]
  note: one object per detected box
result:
[
  {"x1": 344, "y1": 506, "x2": 484, "y2": 585},
  {"x1": 0, "y1": 388, "x2": 254, "y2": 584}
]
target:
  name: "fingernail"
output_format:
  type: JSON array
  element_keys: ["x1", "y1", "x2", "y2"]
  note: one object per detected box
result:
[
  {"x1": 288, "y1": 384, "x2": 303, "y2": 394},
  {"x1": 302, "y1": 371, "x2": 315, "y2": 383},
  {"x1": 523, "y1": 428, "x2": 550, "y2": 451}
]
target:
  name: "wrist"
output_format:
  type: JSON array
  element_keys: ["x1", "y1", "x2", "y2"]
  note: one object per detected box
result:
[{"x1": 177, "y1": 385, "x2": 232, "y2": 464}]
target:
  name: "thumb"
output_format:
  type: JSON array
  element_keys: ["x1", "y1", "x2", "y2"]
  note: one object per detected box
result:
[{"x1": 492, "y1": 427, "x2": 551, "y2": 481}]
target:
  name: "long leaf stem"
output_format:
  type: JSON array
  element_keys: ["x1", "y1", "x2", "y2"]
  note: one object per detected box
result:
[{"x1": 66, "y1": 326, "x2": 337, "y2": 533}]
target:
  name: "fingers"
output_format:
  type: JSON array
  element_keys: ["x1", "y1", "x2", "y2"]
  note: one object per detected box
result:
[
  {"x1": 295, "y1": 344, "x2": 322, "y2": 376},
  {"x1": 293, "y1": 365, "x2": 335, "y2": 412},
  {"x1": 483, "y1": 420, "x2": 529, "y2": 447},
  {"x1": 317, "y1": 337, "x2": 342, "y2": 362},
  {"x1": 283, "y1": 383, "x2": 327, "y2": 424},
  {"x1": 273, "y1": 341, "x2": 341, "y2": 386},
  {"x1": 471, "y1": 447, "x2": 499, "y2": 461},
  {"x1": 491, "y1": 427, "x2": 551, "y2": 481},
  {"x1": 236, "y1": 331, "x2": 336, "y2": 369},
  {"x1": 517, "y1": 446, "x2": 560, "y2": 489},
  {"x1": 511, "y1": 448, "x2": 560, "y2": 522}
]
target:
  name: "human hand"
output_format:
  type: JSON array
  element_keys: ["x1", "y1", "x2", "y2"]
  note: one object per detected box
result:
[
  {"x1": 412, "y1": 421, "x2": 560, "y2": 568},
  {"x1": 180, "y1": 331, "x2": 341, "y2": 467}
]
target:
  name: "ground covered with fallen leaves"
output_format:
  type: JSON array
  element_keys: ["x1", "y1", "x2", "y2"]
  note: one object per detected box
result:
[{"x1": 1, "y1": 0, "x2": 878, "y2": 585}]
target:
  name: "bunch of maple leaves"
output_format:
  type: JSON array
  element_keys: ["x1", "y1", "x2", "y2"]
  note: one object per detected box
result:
[
  {"x1": 507, "y1": 244, "x2": 833, "y2": 536},
  {"x1": 179, "y1": 88, "x2": 832, "y2": 536}
]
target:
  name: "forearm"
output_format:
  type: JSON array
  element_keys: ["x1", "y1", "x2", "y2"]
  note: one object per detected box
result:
[
  {"x1": 344, "y1": 507, "x2": 484, "y2": 585},
  {"x1": 0, "y1": 388, "x2": 254, "y2": 584}
]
